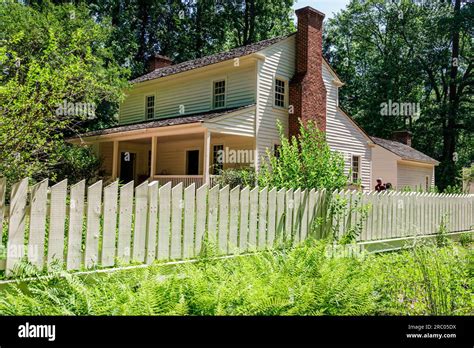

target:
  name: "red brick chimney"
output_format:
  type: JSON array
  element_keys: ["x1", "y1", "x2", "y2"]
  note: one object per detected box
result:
[
  {"x1": 392, "y1": 130, "x2": 412, "y2": 147},
  {"x1": 289, "y1": 6, "x2": 327, "y2": 138},
  {"x1": 148, "y1": 54, "x2": 173, "y2": 72}
]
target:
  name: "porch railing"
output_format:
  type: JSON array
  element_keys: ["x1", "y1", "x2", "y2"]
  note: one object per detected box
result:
[{"x1": 153, "y1": 175, "x2": 204, "y2": 187}]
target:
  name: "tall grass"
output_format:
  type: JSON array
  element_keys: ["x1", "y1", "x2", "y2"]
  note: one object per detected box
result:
[{"x1": 0, "y1": 240, "x2": 471, "y2": 316}]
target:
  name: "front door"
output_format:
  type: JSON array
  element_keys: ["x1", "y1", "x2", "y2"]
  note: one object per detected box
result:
[
  {"x1": 120, "y1": 152, "x2": 136, "y2": 183},
  {"x1": 186, "y1": 150, "x2": 199, "y2": 175}
]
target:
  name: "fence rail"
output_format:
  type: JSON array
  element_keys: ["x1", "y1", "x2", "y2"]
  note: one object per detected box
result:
[{"x1": 0, "y1": 177, "x2": 473, "y2": 276}]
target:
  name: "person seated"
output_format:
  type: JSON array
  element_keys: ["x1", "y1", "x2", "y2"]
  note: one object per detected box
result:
[
  {"x1": 375, "y1": 178, "x2": 386, "y2": 192},
  {"x1": 385, "y1": 182, "x2": 393, "y2": 190}
]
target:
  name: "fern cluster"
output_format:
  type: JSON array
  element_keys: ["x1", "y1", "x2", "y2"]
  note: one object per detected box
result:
[{"x1": 0, "y1": 240, "x2": 471, "y2": 316}]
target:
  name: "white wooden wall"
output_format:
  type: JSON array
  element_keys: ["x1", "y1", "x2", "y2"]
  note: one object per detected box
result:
[{"x1": 0, "y1": 178, "x2": 473, "y2": 276}]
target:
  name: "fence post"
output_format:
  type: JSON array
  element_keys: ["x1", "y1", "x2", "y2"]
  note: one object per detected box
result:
[
  {"x1": 292, "y1": 188, "x2": 301, "y2": 245},
  {"x1": 183, "y1": 183, "x2": 195, "y2": 259},
  {"x1": 157, "y1": 182, "x2": 171, "y2": 260},
  {"x1": 47, "y1": 179, "x2": 68, "y2": 268},
  {"x1": 207, "y1": 185, "x2": 219, "y2": 243},
  {"x1": 239, "y1": 186, "x2": 250, "y2": 251},
  {"x1": 29, "y1": 179, "x2": 48, "y2": 269},
  {"x1": 275, "y1": 188, "x2": 285, "y2": 244},
  {"x1": 218, "y1": 185, "x2": 230, "y2": 254},
  {"x1": 102, "y1": 180, "x2": 119, "y2": 267},
  {"x1": 117, "y1": 181, "x2": 134, "y2": 263},
  {"x1": 5, "y1": 178, "x2": 29, "y2": 276},
  {"x1": 229, "y1": 186, "x2": 240, "y2": 252},
  {"x1": 258, "y1": 187, "x2": 268, "y2": 250},
  {"x1": 195, "y1": 184, "x2": 208, "y2": 255},
  {"x1": 285, "y1": 188, "x2": 293, "y2": 244},
  {"x1": 67, "y1": 180, "x2": 85, "y2": 270},
  {"x1": 267, "y1": 187, "x2": 277, "y2": 248},
  {"x1": 248, "y1": 187, "x2": 259, "y2": 249},
  {"x1": 84, "y1": 180, "x2": 102, "y2": 268},
  {"x1": 170, "y1": 183, "x2": 183, "y2": 259}
]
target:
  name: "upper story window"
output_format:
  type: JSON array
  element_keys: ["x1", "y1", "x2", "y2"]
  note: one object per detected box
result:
[
  {"x1": 146, "y1": 95, "x2": 155, "y2": 119},
  {"x1": 352, "y1": 155, "x2": 360, "y2": 183},
  {"x1": 274, "y1": 78, "x2": 286, "y2": 108},
  {"x1": 213, "y1": 80, "x2": 226, "y2": 108}
]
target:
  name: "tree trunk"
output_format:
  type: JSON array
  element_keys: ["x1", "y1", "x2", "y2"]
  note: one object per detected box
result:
[{"x1": 438, "y1": 0, "x2": 461, "y2": 190}]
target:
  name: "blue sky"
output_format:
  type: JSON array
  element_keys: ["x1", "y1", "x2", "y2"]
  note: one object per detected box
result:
[{"x1": 292, "y1": 0, "x2": 351, "y2": 20}]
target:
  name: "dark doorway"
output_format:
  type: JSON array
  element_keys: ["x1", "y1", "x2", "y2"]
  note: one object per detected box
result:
[
  {"x1": 120, "y1": 152, "x2": 136, "y2": 183},
  {"x1": 186, "y1": 150, "x2": 199, "y2": 175}
]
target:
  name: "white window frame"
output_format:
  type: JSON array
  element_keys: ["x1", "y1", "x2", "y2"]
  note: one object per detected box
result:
[
  {"x1": 273, "y1": 75, "x2": 288, "y2": 109},
  {"x1": 351, "y1": 154, "x2": 361, "y2": 184},
  {"x1": 144, "y1": 94, "x2": 156, "y2": 120},
  {"x1": 212, "y1": 77, "x2": 227, "y2": 109}
]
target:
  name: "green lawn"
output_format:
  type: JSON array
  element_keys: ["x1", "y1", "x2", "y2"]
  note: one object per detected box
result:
[{"x1": 0, "y1": 239, "x2": 472, "y2": 316}]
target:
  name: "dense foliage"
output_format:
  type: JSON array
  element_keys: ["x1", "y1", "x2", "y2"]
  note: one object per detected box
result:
[
  {"x1": 0, "y1": 1, "x2": 128, "y2": 185},
  {"x1": 0, "y1": 241, "x2": 471, "y2": 315},
  {"x1": 213, "y1": 167, "x2": 257, "y2": 188},
  {"x1": 258, "y1": 121, "x2": 347, "y2": 191},
  {"x1": 324, "y1": 0, "x2": 473, "y2": 190},
  {"x1": 64, "y1": 0, "x2": 296, "y2": 78}
]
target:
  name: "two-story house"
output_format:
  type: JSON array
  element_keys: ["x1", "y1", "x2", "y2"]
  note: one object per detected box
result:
[{"x1": 72, "y1": 6, "x2": 439, "y2": 191}]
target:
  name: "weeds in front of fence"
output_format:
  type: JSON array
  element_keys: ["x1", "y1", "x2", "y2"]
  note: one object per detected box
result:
[{"x1": 0, "y1": 239, "x2": 471, "y2": 316}]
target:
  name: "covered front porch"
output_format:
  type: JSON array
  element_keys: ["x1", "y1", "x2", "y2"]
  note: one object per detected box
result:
[
  {"x1": 71, "y1": 105, "x2": 257, "y2": 186},
  {"x1": 100, "y1": 130, "x2": 254, "y2": 187}
]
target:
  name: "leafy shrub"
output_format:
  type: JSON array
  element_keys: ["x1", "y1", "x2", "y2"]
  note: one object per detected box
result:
[
  {"x1": 257, "y1": 120, "x2": 347, "y2": 191},
  {"x1": 213, "y1": 167, "x2": 256, "y2": 188},
  {"x1": 52, "y1": 144, "x2": 102, "y2": 185},
  {"x1": 458, "y1": 233, "x2": 472, "y2": 247}
]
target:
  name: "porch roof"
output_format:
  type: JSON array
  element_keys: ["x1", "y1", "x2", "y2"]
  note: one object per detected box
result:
[{"x1": 71, "y1": 104, "x2": 255, "y2": 139}]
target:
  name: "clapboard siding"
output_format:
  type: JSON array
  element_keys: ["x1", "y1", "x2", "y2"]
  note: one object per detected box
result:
[
  {"x1": 372, "y1": 145, "x2": 399, "y2": 187},
  {"x1": 256, "y1": 35, "x2": 296, "y2": 168},
  {"x1": 204, "y1": 107, "x2": 256, "y2": 137},
  {"x1": 119, "y1": 63, "x2": 257, "y2": 124},
  {"x1": 324, "y1": 65, "x2": 372, "y2": 190},
  {"x1": 397, "y1": 163, "x2": 435, "y2": 191}
]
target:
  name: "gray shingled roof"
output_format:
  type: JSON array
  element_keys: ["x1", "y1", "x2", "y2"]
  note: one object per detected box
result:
[
  {"x1": 72, "y1": 104, "x2": 255, "y2": 138},
  {"x1": 371, "y1": 137, "x2": 439, "y2": 165},
  {"x1": 130, "y1": 34, "x2": 295, "y2": 84}
]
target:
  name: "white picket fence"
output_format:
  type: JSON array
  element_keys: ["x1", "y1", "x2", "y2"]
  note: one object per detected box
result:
[{"x1": 0, "y1": 177, "x2": 473, "y2": 276}]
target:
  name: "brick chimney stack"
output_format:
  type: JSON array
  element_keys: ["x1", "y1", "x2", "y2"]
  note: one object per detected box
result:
[
  {"x1": 289, "y1": 6, "x2": 327, "y2": 138},
  {"x1": 148, "y1": 54, "x2": 173, "y2": 72},
  {"x1": 392, "y1": 130, "x2": 413, "y2": 147}
]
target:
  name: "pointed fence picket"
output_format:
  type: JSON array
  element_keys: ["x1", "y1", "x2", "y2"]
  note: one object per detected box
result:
[{"x1": 0, "y1": 176, "x2": 473, "y2": 276}]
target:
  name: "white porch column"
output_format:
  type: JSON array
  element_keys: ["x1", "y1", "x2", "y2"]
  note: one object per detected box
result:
[
  {"x1": 203, "y1": 129, "x2": 211, "y2": 185},
  {"x1": 112, "y1": 140, "x2": 119, "y2": 180},
  {"x1": 150, "y1": 135, "x2": 157, "y2": 179}
]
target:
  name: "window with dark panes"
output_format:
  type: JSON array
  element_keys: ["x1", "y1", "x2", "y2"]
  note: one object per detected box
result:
[
  {"x1": 352, "y1": 155, "x2": 360, "y2": 183},
  {"x1": 274, "y1": 78, "x2": 286, "y2": 107},
  {"x1": 213, "y1": 80, "x2": 226, "y2": 108},
  {"x1": 146, "y1": 95, "x2": 155, "y2": 119}
]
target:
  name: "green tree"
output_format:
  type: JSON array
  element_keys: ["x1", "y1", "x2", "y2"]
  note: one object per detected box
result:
[
  {"x1": 324, "y1": 0, "x2": 473, "y2": 190},
  {"x1": 0, "y1": 1, "x2": 128, "y2": 184},
  {"x1": 86, "y1": 0, "x2": 295, "y2": 78},
  {"x1": 258, "y1": 121, "x2": 347, "y2": 191}
]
